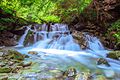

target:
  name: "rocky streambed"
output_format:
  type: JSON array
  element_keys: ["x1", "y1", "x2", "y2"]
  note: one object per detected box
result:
[{"x1": 0, "y1": 47, "x2": 120, "y2": 80}]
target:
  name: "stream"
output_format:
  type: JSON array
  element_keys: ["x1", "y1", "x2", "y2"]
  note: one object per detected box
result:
[{"x1": 14, "y1": 23, "x2": 120, "y2": 80}]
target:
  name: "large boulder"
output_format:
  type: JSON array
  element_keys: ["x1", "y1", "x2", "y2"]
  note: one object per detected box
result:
[{"x1": 72, "y1": 30, "x2": 87, "y2": 49}]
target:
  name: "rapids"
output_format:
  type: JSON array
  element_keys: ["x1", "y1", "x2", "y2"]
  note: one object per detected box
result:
[{"x1": 15, "y1": 23, "x2": 120, "y2": 79}]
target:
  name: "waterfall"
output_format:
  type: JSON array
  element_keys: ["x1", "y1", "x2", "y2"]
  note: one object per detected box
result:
[
  {"x1": 16, "y1": 23, "x2": 81, "y2": 51},
  {"x1": 15, "y1": 26, "x2": 31, "y2": 47},
  {"x1": 16, "y1": 23, "x2": 105, "y2": 51}
]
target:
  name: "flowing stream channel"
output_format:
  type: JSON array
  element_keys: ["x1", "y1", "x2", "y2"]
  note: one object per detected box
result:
[{"x1": 15, "y1": 23, "x2": 120, "y2": 80}]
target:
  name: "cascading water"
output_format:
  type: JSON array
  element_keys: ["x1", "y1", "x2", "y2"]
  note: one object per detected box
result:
[
  {"x1": 85, "y1": 34, "x2": 105, "y2": 51},
  {"x1": 17, "y1": 23, "x2": 81, "y2": 51},
  {"x1": 16, "y1": 23, "x2": 120, "y2": 79},
  {"x1": 15, "y1": 25, "x2": 31, "y2": 47}
]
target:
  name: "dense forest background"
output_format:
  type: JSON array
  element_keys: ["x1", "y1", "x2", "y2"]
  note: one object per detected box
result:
[{"x1": 0, "y1": 0, "x2": 120, "y2": 49}]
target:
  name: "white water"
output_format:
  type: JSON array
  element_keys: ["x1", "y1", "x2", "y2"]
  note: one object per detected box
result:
[
  {"x1": 15, "y1": 25, "x2": 31, "y2": 47},
  {"x1": 16, "y1": 23, "x2": 120, "y2": 79}
]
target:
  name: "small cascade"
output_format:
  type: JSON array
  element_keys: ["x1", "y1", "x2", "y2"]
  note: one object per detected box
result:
[
  {"x1": 16, "y1": 26, "x2": 31, "y2": 47},
  {"x1": 84, "y1": 34, "x2": 105, "y2": 51},
  {"x1": 17, "y1": 23, "x2": 81, "y2": 51}
]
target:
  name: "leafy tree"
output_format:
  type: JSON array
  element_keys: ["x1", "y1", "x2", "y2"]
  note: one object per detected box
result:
[{"x1": 0, "y1": 0, "x2": 91, "y2": 23}]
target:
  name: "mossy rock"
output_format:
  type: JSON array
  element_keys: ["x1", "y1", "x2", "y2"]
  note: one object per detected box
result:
[
  {"x1": 0, "y1": 67, "x2": 12, "y2": 73},
  {"x1": 7, "y1": 50, "x2": 24, "y2": 61},
  {"x1": 97, "y1": 58, "x2": 110, "y2": 66},
  {"x1": 63, "y1": 67, "x2": 77, "y2": 78},
  {"x1": 107, "y1": 51, "x2": 120, "y2": 60}
]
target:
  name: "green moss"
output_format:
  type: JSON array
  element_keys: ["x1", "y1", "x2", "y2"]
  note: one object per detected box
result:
[
  {"x1": 8, "y1": 50, "x2": 25, "y2": 61},
  {"x1": 107, "y1": 51, "x2": 120, "y2": 60},
  {"x1": 0, "y1": 67, "x2": 12, "y2": 73}
]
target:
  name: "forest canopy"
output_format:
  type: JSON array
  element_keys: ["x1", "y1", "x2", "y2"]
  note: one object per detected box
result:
[{"x1": 0, "y1": 0, "x2": 92, "y2": 23}]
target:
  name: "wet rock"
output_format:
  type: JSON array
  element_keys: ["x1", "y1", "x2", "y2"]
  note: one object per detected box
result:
[
  {"x1": 11, "y1": 66, "x2": 23, "y2": 73},
  {"x1": 75, "y1": 71, "x2": 91, "y2": 80},
  {"x1": 8, "y1": 61, "x2": 14, "y2": 66},
  {"x1": 28, "y1": 51, "x2": 38, "y2": 55},
  {"x1": 23, "y1": 54, "x2": 29, "y2": 58},
  {"x1": 7, "y1": 50, "x2": 24, "y2": 61},
  {"x1": 97, "y1": 58, "x2": 110, "y2": 66},
  {"x1": 18, "y1": 61, "x2": 32, "y2": 67},
  {"x1": 72, "y1": 31, "x2": 87, "y2": 49},
  {"x1": 21, "y1": 63, "x2": 41, "y2": 74},
  {"x1": 107, "y1": 51, "x2": 120, "y2": 60},
  {"x1": 23, "y1": 61, "x2": 32, "y2": 67},
  {"x1": 63, "y1": 67, "x2": 77, "y2": 80},
  {"x1": 63, "y1": 67, "x2": 77, "y2": 77},
  {"x1": 0, "y1": 67, "x2": 12, "y2": 73}
]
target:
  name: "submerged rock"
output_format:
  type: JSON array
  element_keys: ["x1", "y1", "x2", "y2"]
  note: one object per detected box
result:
[
  {"x1": 103, "y1": 69, "x2": 115, "y2": 79},
  {"x1": 18, "y1": 61, "x2": 32, "y2": 67},
  {"x1": 93, "y1": 75, "x2": 107, "y2": 80},
  {"x1": 28, "y1": 51, "x2": 38, "y2": 55},
  {"x1": 107, "y1": 51, "x2": 120, "y2": 60}
]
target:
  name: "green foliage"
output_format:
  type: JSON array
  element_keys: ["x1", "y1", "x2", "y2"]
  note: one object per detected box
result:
[
  {"x1": 0, "y1": 0, "x2": 59, "y2": 23},
  {"x1": 0, "y1": 0, "x2": 91, "y2": 23},
  {"x1": 109, "y1": 20, "x2": 120, "y2": 31},
  {"x1": 0, "y1": 25, "x2": 7, "y2": 30},
  {"x1": 54, "y1": 0, "x2": 92, "y2": 22},
  {"x1": 113, "y1": 33, "x2": 120, "y2": 42},
  {"x1": 108, "y1": 19, "x2": 120, "y2": 42}
]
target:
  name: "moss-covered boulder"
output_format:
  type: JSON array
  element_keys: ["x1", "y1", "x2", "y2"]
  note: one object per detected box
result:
[
  {"x1": 107, "y1": 51, "x2": 120, "y2": 60},
  {"x1": 7, "y1": 50, "x2": 25, "y2": 61}
]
